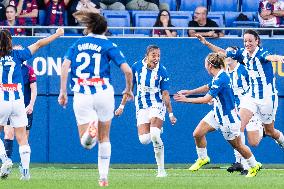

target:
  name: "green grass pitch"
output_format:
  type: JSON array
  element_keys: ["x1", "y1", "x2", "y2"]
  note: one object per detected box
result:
[{"x1": 1, "y1": 164, "x2": 284, "y2": 189}]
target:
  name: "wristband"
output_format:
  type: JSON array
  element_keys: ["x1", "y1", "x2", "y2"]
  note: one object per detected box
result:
[
  {"x1": 119, "y1": 104, "x2": 125, "y2": 109},
  {"x1": 169, "y1": 113, "x2": 174, "y2": 118}
]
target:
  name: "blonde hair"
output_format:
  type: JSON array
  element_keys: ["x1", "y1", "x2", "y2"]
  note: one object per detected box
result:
[{"x1": 205, "y1": 52, "x2": 225, "y2": 69}]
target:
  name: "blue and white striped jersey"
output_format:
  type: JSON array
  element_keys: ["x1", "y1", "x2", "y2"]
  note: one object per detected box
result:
[
  {"x1": 0, "y1": 48, "x2": 32, "y2": 101},
  {"x1": 208, "y1": 70, "x2": 239, "y2": 125},
  {"x1": 227, "y1": 63, "x2": 250, "y2": 107},
  {"x1": 132, "y1": 59, "x2": 169, "y2": 110},
  {"x1": 65, "y1": 34, "x2": 126, "y2": 94},
  {"x1": 227, "y1": 46, "x2": 277, "y2": 99}
]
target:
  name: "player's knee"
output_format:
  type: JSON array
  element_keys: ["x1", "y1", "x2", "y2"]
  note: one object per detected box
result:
[
  {"x1": 193, "y1": 130, "x2": 203, "y2": 139},
  {"x1": 138, "y1": 133, "x2": 151, "y2": 145},
  {"x1": 150, "y1": 127, "x2": 161, "y2": 142}
]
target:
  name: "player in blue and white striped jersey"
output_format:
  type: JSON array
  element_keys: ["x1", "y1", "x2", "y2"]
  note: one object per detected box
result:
[
  {"x1": 195, "y1": 30, "x2": 284, "y2": 150},
  {"x1": 174, "y1": 52, "x2": 261, "y2": 177},
  {"x1": 116, "y1": 45, "x2": 177, "y2": 178},
  {"x1": 0, "y1": 28, "x2": 64, "y2": 180},
  {"x1": 58, "y1": 12, "x2": 133, "y2": 187},
  {"x1": 225, "y1": 48, "x2": 263, "y2": 175}
]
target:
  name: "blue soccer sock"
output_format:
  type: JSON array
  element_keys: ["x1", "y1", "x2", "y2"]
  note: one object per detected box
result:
[{"x1": 4, "y1": 139, "x2": 14, "y2": 159}]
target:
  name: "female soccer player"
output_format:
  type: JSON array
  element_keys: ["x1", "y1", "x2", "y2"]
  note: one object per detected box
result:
[
  {"x1": 195, "y1": 30, "x2": 284, "y2": 150},
  {"x1": 116, "y1": 45, "x2": 177, "y2": 177},
  {"x1": 174, "y1": 52, "x2": 261, "y2": 177},
  {"x1": 58, "y1": 12, "x2": 133, "y2": 187},
  {"x1": 0, "y1": 28, "x2": 64, "y2": 180}
]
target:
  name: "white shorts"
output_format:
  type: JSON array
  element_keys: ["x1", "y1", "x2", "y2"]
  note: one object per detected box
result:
[
  {"x1": 240, "y1": 94, "x2": 278, "y2": 124},
  {"x1": 136, "y1": 103, "x2": 166, "y2": 126},
  {"x1": 246, "y1": 112, "x2": 263, "y2": 132},
  {"x1": 73, "y1": 86, "x2": 114, "y2": 125},
  {"x1": 0, "y1": 99, "x2": 28, "y2": 128},
  {"x1": 202, "y1": 111, "x2": 240, "y2": 140}
]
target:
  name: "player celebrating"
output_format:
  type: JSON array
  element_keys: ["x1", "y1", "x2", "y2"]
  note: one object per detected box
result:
[
  {"x1": 116, "y1": 45, "x2": 177, "y2": 177},
  {"x1": 174, "y1": 52, "x2": 261, "y2": 177},
  {"x1": 58, "y1": 12, "x2": 133, "y2": 187},
  {"x1": 195, "y1": 30, "x2": 284, "y2": 151},
  {"x1": 0, "y1": 28, "x2": 64, "y2": 180}
]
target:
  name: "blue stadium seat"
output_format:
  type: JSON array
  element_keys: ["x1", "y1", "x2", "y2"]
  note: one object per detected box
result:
[
  {"x1": 134, "y1": 12, "x2": 159, "y2": 35},
  {"x1": 225, "y1": 11, "x2": 256, "y2": 27},
  {"x1": 103, "y1": 11, "x2": 131, "y2": 35},
  {"x1": 179, "y1": 0, "x2": 207, "y2": 11},
  {"x1": 170, "y1": 11, "x2": 192, "y2": 36},
  {"x1": 242, "y1": 0, "x2": 259, "y2": 12},
  {"x1": 210, "y1": 0, "x2": 239, "y2": 12},
  {"x1": 160, "y1": 0, "x2": 177, "y2": 11},
  {"x1": 225, "y1": 11, "x2": 258, "y2": 35},
  {"x1": 207, "y1": 13, "x2": 224, "y2": 27}
]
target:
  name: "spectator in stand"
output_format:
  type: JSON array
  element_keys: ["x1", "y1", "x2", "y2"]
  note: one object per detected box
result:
[
  {"x1": 0, "y1": 1, "x2": 5, "y2": 22},
  {"x1": 126, "y1": 0, "x2": 169, "y2": 11},
  {"x1": 152, "y1": 9, "x2": 177, "y2": 37},
  {"x1": 44, "y1": 0, "x2": 70, "y2": 33},
  {"x1": 1, "y1": 5, "x2": 26, "y2": 35},
  {"x1": 258, "y1": 0, "x2": 284, "y2": 34},
  {"x1": 9, "y1": 0, "x2": 38, "y2": 26},
  {"x1": 188, "y1": 6, "x2": 224, "y2": 38},
  {"x1": 100, "y1": 0, "x2": 125, "y2": 10}
]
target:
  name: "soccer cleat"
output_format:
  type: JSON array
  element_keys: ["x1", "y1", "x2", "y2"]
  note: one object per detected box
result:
[
  {"x1": 156, "y1": 169, "x2": 167, "y2": 178},
  {"x1": 240, "y1": 170, "x2": 248, "y2": 175},
  {"x1": 189, "y1": 157, "x2": 210, "y2": 171},
  {"x1": 227, "y1": 162, "x2": 244, "y2": 173},
  {"x1": 0, "y1": 159, "x2": 13, "y2": 179},
  {"x1": 98, "y1": 179, "x2": 109, "y2": 187},
  {"x1": 246, "y1": 163, "x2": 262, "y2": 178},
  {"x1": 20, "y1": 169, "x2": 30, "y2": 181},
  {"x1": 88, "y1": 121, "x2": 98, "y2": 138}
]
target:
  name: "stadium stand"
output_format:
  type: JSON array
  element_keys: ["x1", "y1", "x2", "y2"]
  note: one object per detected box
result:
[
  {"x1": 170, "y1": 11, "x2": 192, "y2": 36},
  {"x1": 179, "y1": 0, "x2": 207, "y2": 11},
  {"x1": 241, "y1": 0, "x2": 259, "y2": 12},
  {"x1": 210, "y1": 0, "x2": 239, "y2": 12},
  {"x1": 103, "y1": 10, "x2": 131, "y2": 35},
  {"x1": 160, "y1": 0, "x2": 177, "y2": 11}
]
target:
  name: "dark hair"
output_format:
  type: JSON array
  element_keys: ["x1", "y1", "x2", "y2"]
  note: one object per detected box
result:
[
  {"x1": 206, "y1": 52, "x2": 225, "y2": 69},
  {"x1": 146, "y1": 45, "x2": 160, "y2": 55},
  {"x1": 244, "y1": 29, "x2": 261, "y2": 46},
  {"x1": 6, "y1": 5, "x2": 17, "y2": 13},
  {"x1": 73, "y1": 11, "x2": 107, "y2": 35},
  {"x1": 153, "y1": 10, "x2": 173, "y2": 27},
  {"x1": 0, "y1": 29, "x2": 12, "y2": 57}
]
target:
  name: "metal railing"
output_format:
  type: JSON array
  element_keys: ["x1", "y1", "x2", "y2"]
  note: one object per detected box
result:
[{"x1": 2, "y1": 26, "x2": 284, "y2": 38}]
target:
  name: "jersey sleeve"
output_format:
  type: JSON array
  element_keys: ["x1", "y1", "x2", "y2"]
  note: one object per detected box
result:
[
  {"x1": 64, "y1": 43, "x2": 75, "y2": 61},
  {"x1": 28, "y1": 66, "x2": 37, "y2": 83},
  {"x1": 226, "y1": 48, "x2": 242, "y2": 61},
  {"x1": 160, "y1": 66, "x2": 169, "y2": 91},
  {"x1": 108, "y1": 43, "x2": 127, "y2": 67},
  {"x1": 260, "y1": 49, "x2": 271, "y2": 63},
  {"x1": 208, "y1": 78, "x2": 223, "y2": 98},
  {"x1": 16, "y1": 48, "x2": 32, "y2": 62}
]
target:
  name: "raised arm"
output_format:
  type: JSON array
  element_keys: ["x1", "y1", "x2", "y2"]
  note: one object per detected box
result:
[
  {"x1": 266, "y1": 54, "x2": 284, "y2": 62},
  {"x1": 28, "y1": 28, "x2": 64, "y2": 55},
  {"x1": 177, "y1": 84, "x2": 209, "y2": 96},
  {"x1": 195, "y1": 34, "x2": 226, "y2": 55},
  {"x1": 174, "y1": 93, "x2": 213, "y2": 104}
]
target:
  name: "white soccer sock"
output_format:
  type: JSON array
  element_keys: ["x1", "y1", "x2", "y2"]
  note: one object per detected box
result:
[
  {"x1": 276, "y1": 131, "x2": 284, "y2": 145},
  {"x1": 19, "y1": 145, "x2": 31, "y2": 169},
  {"x1": 196, "y1": 147, "x2": 208, "y2": 159},
  {"x1": 150, "y1": 127, "x2": 164, "y2": 171},
  {"x1": 98, "y1": 142, "x2": 111, "y2": 180},
  {"x1": 0, "y1": 139, "x2": 8, "y2": 163},
  {"x1": 81, "y1": 131, "x2": 97, "y2": 150},
  {"x1": 241, "y1": 157, "x2": 250, "y2": 170},
  {"x1": 246, "y1": 155, "x2": 257, "y2": 168},
  {"x1": 234, "y1": 132, "x2": 245, "y2": 163}
]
